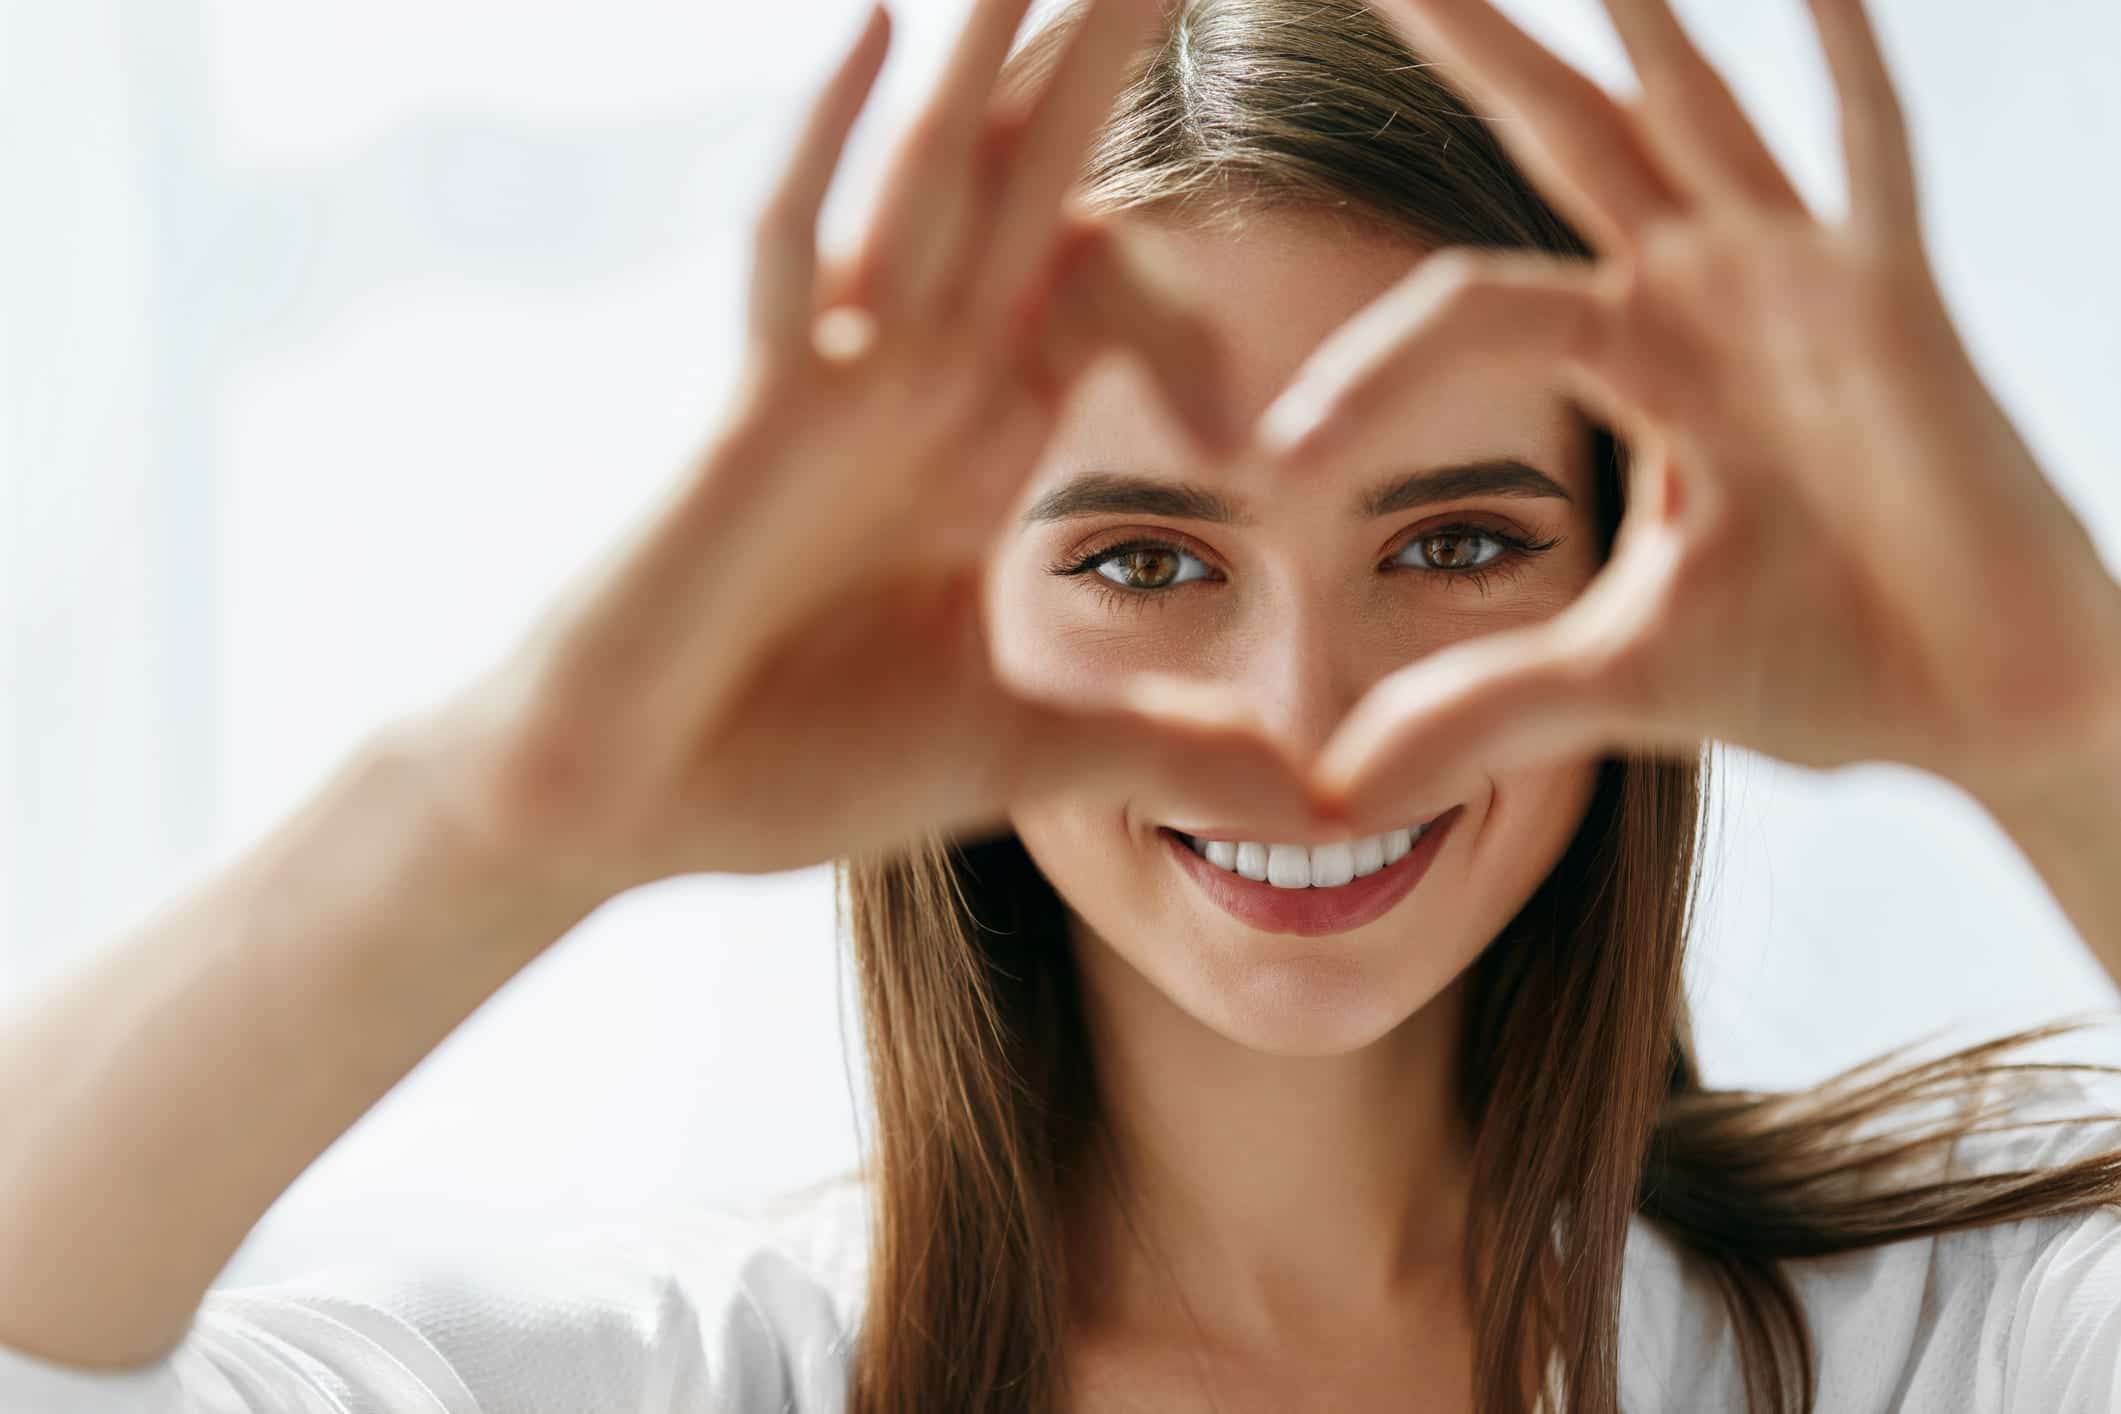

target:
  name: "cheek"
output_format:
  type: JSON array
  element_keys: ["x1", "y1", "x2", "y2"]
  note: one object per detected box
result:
[
  {"x1": 985, "y1": 540, "x2": 1233, "y2": 701},
  {"x1": 1475, "y1": 755, "x2": 1606, "y2": 922},
  {"x1": 1009, "y1": 796, "x2": 1142, "y2": 910},
  {"x1": 983, "y1": 550, "x2": 1119, "y2": 700},
  {"x1": 1008, "y1": 798, "x2": 1173, "y2": 980}
]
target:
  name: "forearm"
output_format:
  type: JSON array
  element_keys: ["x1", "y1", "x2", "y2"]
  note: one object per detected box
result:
[
  {"x1": 0, "y1": 720, "x2": 606, "y2": 1370},
  {"x1": 1971, "y1": 648, "x2": 2121, "y2": 992}
]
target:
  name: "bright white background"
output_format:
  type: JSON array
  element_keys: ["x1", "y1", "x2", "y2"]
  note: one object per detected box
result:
[{"x1": 3, "y1": 0, "x2": 2118, "y2": 1289}]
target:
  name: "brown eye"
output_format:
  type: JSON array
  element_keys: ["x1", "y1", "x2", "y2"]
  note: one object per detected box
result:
[
  {"x1": 1090, "y1": 544, "x2": 1210, "y2": 591},
  {"x1": 1393, "y1": 528, "x2": 1509, "y2": 574},
  {"x1": 1412, "y1": 531, "x2": 1497, "y2": 572}
]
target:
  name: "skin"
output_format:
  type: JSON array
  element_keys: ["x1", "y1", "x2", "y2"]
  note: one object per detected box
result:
[{"x1": 989, "y1": 211, "x2": 1606, "y2": 1406}]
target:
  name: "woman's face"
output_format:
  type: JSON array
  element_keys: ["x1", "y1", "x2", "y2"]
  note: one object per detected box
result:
[{"x1": 989, "y1": 211, "x2": 1608, "y2": 1058}]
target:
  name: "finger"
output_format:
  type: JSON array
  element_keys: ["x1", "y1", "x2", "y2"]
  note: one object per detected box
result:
[
  {"x1": 1310, "y1": 622, "x2": 1642, "y2": 835},
  {"x1": 1597, "y1": 0, "x2": 1808, "y2": 213},
  {"x1": 1034, "y1": 220, "x2": 1242, "y2": 455},
  {"x1": 1256, "y1": 249, "x2": 1617, "y2": 471},
  {"x1": 1005, "y1": 671, "x2": 1345, "y2": 833},
  {"x1": 963, "y1": 0, "x2": 1167, "y2": 319},
  {"x1": 1803, "y1": 0, "x2": 1921, "y2": 241},
  {"x1": 1367, "y1": 0, "x2": 1685, "y2": 255},
  {"x1": 746, "y1": 3, "x2": 894, "y2": 352},
  {"x1": 860, "y1": 0, "x2": 1037, "y2": 311}
]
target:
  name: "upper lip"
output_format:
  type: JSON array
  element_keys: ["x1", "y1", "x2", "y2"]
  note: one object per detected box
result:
[{"x1": 1163, "y1": 806, "x2": 1456, "y2": 846}]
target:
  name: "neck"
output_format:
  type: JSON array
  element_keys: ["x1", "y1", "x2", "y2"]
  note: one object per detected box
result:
[{"x1": 1064, "y1": 921, "x2": 1479, "y2": 1349}]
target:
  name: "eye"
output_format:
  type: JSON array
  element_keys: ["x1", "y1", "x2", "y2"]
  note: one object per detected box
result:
[
  {"x1": 1392, "y1": 526, "x2": 1510, "y2": 573},
  {"x1": 1085, "y1": 541, "x2": 1214, "y2": 592},
  {"x1": 1045, "y1": 536, "x2": 1219, "y2": 611},
  {"x1": 1043, "y1": 521, "x2": 1564, "y2": 612},
  {"x1": 1386, "y1": 521, "x2": 1562, "y2": 593}
]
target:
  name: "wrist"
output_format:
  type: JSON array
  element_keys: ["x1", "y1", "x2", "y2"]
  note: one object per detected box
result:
[
  {"x1": 366, "y1": 705, "x2": 623, "y2": 926},
  {"x1": 1960, "y1": 607, "x2": 2121, "y2": 979},
  {"x1": 1964, "y1": 570, "x2": 2121, "y2": 841}
]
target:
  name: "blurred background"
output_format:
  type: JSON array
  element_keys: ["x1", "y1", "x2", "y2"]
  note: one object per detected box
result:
[{"x1": 4, "y1": 0, "x2": 2119, "y2": 1289}]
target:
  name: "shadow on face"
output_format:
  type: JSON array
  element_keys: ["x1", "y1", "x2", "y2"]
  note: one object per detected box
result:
[{"x1": 989, "y1": 210, "x2": 1610, "y2": 1058}]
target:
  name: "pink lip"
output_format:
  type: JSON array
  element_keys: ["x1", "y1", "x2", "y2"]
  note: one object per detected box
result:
[
  {"x1": 1159, "y1": 806, "x2": 1461, "y2": 938},
  {"x1": 1171, "y1": 806, "x2": 1455, "y2": 846}
]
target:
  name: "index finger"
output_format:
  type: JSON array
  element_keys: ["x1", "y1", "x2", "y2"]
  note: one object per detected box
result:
[
  {"x1": 746, "y1": 3, "x2": 894, "y2": 350},
  {"x1": 964, "y1": 0, "x2": 1169, "y2": 318},
  {"x1": 1804, "y1": 0, "x2": 1921, "y2": 242}
]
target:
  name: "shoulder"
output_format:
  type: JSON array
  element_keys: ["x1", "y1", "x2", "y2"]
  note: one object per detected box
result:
[
  {"x1": 1938, "y1": 1068, "x2": 2121, "y2": 1408},
  {"x1": 185, "y1": 1180, "x2": 872, "y2": 1414},
  {"x1": 1622, "y1": 1067, "x2": 2121, "y2": 1412},
  {"x1": 713, "y1": 1167, "x2": 875, "y2": 1331}
]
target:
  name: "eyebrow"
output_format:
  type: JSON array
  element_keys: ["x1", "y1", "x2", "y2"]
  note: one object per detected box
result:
[{"x1": 1018, "y1": 457, "x2": 1573, "y2": 528}]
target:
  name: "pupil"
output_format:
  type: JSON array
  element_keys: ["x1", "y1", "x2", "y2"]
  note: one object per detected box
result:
[{"x1": 1125, "y1": 549, "x2": 1176, "y2": 587}]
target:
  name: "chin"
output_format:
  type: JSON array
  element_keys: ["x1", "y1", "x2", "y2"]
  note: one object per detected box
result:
[{"x1": 1177, "y1": 959, "x2": 1450, "y2": 1057}]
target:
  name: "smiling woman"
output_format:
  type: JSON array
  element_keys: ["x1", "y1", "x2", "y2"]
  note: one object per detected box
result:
[{"x1": 4, "y1": 1, "x2": 2121, "y2": 1413}]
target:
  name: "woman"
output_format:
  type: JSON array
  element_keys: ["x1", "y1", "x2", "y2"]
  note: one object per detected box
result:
[{"x1": 2, "y1": 0, "x2": 2119, "y2": 1410}]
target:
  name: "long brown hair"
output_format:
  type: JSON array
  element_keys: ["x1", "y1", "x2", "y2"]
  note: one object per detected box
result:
[{"x1": 834, "y1": 4, "x2": 2121, "y2": 1410}]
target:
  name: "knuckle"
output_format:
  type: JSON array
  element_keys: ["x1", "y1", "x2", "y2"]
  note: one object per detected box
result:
[
  {"x1": 897, "y1": 110, "x2": 957, "y2": 172},
  {"x1": 749, "y1": 195, "x2": 802, "y2": 254}
]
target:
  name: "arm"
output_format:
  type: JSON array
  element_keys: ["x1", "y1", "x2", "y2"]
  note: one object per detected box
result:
[
  {"x1": 0, "y1": 717, "x2": 606, "y2": 1371},
  {"x1": 1964, "y1": 568, "x2": 2121, "y2": 988},
  {"x1": 1974, "y1": 708, "x2": 2121, "y2": 995}
]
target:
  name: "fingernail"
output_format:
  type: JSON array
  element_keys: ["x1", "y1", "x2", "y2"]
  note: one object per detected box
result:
[
  {"x1": 1257, "y1": 389, "x2": 1336, "y2": 465},
  {"x1": 812, "y1": 305, "x2": 878, "y2": 363}
]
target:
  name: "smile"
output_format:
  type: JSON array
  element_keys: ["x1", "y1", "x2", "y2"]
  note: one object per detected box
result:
[
  {"x1": 1156, "y1": 806, "x2": 1462, "y2": 937},
  {"x1": 1176, "y1": 819, "x2": 1436, "y2": 887}
]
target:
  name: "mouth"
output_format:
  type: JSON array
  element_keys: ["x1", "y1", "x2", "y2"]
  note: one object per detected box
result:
[{"x1": 1156, "y1": 805, "x2": 1462, "y2": 938}]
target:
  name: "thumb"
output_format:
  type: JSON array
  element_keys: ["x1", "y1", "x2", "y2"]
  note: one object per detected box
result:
[
  {"x1": 1313, "y1": 624, "x2": 1639, "y2": 834},
  {"x1": 1001, "y1": 671, "x2": 1344, "y2": 834}
]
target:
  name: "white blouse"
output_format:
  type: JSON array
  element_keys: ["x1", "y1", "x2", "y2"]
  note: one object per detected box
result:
[{"x1": 7, "y1": 1071, "x2": 2121, "y2": 1412}]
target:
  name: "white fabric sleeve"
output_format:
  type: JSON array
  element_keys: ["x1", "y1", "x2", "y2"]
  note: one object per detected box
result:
[
  {"x1": 2005, "y1": 1204, "x2": 2121, "y2": 1411},
  {"x1": 0, "y1": 1207, "x2": 858, "y2": 1414},
  {"x1": 1980, "y1": 1070, "x2": 2121, "y2": 1411}
]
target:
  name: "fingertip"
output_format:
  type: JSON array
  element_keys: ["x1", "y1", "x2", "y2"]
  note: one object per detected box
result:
[
  {"x1": 1254, "y1": 390, "x2": 1340, "y2": 471},
  {"x1": 842, "y1": 1, "x2": 892, "y2": 78},
  {"x1": 1300, "y1": 776, "x2": 1356, "y2": 831},
  {"x1": 1305, "y1": 746, "x2": 1362, "y2": 819}
]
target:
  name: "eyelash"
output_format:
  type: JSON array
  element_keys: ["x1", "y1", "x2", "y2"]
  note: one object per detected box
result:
[{"x1": 1043, "y1": 522, "x2": 1563, "y2": 615}]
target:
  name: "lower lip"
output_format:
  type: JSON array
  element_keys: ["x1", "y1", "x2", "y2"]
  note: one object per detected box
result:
[{"x1": 1159, "y1": 807, "x2": 1461, "y2": 938}]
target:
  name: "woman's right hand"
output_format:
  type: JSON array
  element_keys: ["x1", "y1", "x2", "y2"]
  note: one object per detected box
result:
[{"x1": 402, "y1": 0, "x2": 1336, "y2": 898}]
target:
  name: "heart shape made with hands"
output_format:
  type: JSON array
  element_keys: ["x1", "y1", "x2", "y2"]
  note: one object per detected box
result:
[{"x1": 683, "y1": 0, "x2": 2121, "y2": 878}]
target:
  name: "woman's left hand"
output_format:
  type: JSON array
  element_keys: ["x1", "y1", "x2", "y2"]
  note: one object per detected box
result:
[{"x1": 1259, "y1": 0, "x2": 2121, "y2": 830}]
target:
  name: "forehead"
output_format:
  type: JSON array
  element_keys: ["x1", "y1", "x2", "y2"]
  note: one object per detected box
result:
[{"x1": 1032, "y1": 210, "x2": 1588, "y2": 501}]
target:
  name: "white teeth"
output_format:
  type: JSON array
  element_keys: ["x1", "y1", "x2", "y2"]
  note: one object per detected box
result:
[
  {"x1": 1266, "y1": 844, "x2": 1311, "y2": 888},
  {"x1": 1384, "y1": 828, "x2": 1413, "y2": 865},
  {"x1": 1309, "y1": 841, "x2": 1355, "y2": 888},
  {"x1": 1181, "y1": 819, "x2": 1436, "y2": 889}
]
